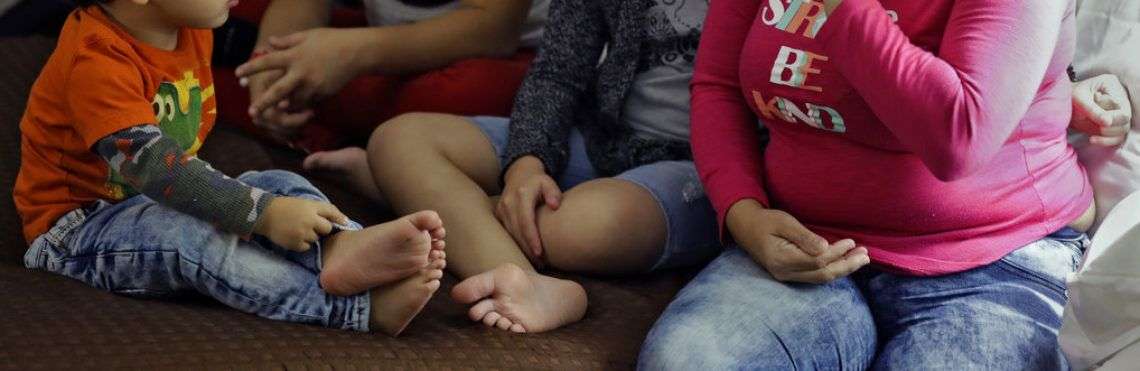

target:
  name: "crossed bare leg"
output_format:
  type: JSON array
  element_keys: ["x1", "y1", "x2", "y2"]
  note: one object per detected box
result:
[
  {"x1": 312, "y1": 143, "x2": 588, "y2": 333},
  {"x1": 320, "y1": 210, "x2": 448, "y2": 336},
  {"x1": 304, "y1": 148, "x2": 385, "y2": 204},
  {"x1": 368, "y1": 258, "x2": 446, "y2": 336}
]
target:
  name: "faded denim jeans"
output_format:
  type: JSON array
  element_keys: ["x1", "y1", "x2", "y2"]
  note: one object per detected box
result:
[
  {"x1": 639, "y1": 229, "x2": 1088, "y2": 370},
  {"x1": 24, "y1": 170, "x2": 371, "y2": 331}
]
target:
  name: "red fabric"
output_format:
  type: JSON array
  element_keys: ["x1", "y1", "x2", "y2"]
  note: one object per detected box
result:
[
  {"x1": 215, "y1": 50, "x2": 533, "y2": 152},
  {"x1": 691, "y1": 0, "x2": 1092, "y2": 275},
  {"x1": 230, "y1": 0, "x2": 368, "y2": 27},
  {"x1": 216, "y1": 2, "x2": 534, "y2": 152}
]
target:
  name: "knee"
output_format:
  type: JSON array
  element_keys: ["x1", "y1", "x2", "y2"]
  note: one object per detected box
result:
[
  {"x1": 539, "y1": 179, "x2": 666, "y2": 270},
  {"x1": 638, "y1": 316, "x2": 716, "y2": 370},
  {"x1": 638, "y1": 311, "x2": 792, "y2": 370},
  {"x1": 537, "y1": 202, "x2": 615, "y2": 254},
  {"x1": 367, "y1": 113, "x2": 450, "y2": 175},
  {"x1": 138, "y1": 212, "x2": 223, "y2": 262},
  {"x1": 369, "y1": 113, "x2": 435, "y2": 154},
  {"x1": 538, "y1": 184, "x2": 657, "y2": 270},
  {"x1": 876, "y1": 312, "x2": 1066, "y2": 370}
]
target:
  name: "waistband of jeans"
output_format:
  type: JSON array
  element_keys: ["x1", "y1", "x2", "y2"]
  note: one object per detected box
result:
[
  {"x1": 41, "y1": 206, "x2": 93, "y2": 247},
  {"x1": 1047, "y1": 226, "x2": 1086, "y2": 241}
]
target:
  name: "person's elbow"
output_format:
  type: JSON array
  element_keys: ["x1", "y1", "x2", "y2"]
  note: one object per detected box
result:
[
  {"x1": 462, "y1": 0, "x2": 527, "y2": 57},
  {"x1": 466, "y1": 20, "x2": 522, "y2": 58},
  {"x1": 918, "y1": 104, "x2": 1007, "y2": 182},
  {"x1": 926, "y1": 157, "x2": 980, "y2": 182},
  {"x1": 454, "y1": 30, "x2": 518, "y2": 59},
  {"x1": 921, "y1": 142, "x2": 996, "y2": 182},
  {"x1": 480, "y1": 36, "x2": 520, "y2": 58}
]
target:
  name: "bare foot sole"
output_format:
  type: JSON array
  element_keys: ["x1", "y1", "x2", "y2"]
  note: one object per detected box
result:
[
  {"x1": 320, "y1": 210, "x2": 447, "y2": 296},
  {"x1": 369, "y1": 259, "x2": 445, "y2": 336},
  {"x1": 303, "y1": 148, "x2": 386, "y2": 205},
  {"x1": 451, "y1": 264, "x2": 587, "y2": 333}
]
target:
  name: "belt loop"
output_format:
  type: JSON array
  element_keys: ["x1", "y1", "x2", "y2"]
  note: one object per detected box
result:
[{"x1": 44, "y1": 208, "x2": 88, "y2": 248}]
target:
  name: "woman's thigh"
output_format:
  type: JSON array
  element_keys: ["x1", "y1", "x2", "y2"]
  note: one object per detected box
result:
[
  {"x1": 867, "y1": 234, "x2": 1086, "y2": 370},
  {"x1": 639, "y1": 248, "x2": 878, "y2": 370}
]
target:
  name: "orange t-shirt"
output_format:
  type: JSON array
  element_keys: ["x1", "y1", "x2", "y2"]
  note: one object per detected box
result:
[{"x1": 14, "y1": 6, "x2": 217, "y2": 243}]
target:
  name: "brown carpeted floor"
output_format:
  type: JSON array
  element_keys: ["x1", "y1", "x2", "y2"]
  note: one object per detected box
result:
[{"x1": 0, "y1": 36, "x2": 693, "y2": 370}]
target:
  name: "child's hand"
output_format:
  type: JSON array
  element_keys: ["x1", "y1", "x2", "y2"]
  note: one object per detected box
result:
[
  {"x1": 497, "y1": 156, "x2": 562, "y2": 267},
  {"x1": 254, "y1": 197, "x2": 350, "y2": 252},
  {"x1": 1072, "y1": 74, "x2": 1133, "y2": 146},
  {"x1": 726, "y1": 199, "x2": 869, "y2": 284}
]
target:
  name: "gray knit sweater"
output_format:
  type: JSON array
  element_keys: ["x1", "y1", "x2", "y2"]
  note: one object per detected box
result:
[{"x1": 503, "y1": 0, "x2": 693, "y2": 178}]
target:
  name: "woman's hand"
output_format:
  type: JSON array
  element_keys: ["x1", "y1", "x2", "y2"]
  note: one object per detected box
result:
[
  {"x1": 727, "y1": 199, "x2": 870, "y2": 284},
  {"x1": 496, "y1": 156, "x2": 562, "y2": 267},
  {"x1": 1072, "y1": 74, "x2": 1133, "y2": 146},
  {"x1": 236, "y1": 28, "x2": 367, "y2": 122}
]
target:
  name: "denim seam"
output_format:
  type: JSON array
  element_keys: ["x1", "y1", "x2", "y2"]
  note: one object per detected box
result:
[
  {"x1": 1048, "y1": 234, "x2": 1087, "y2": 243},
  {"x1": 994, "y1": 259, "x2": 1068, "y2": 295},
  {"x1": 349, "y1": 291, "x2": 371, "y2": 332},
  {"x1": 46, "y1": 214, "x2": 85, "y2": 246},
  {"x1": 43, "y1": 208, "x2": 89, "y2": 253},
  {"x1": 466, "y1": 116, "x2": 511, "y2": 171},
  {"x1": 615, "y1": 174, "x2": 675, "y2": 272},
  {"x1": 178, "y1": 256, "x2": 326, "y2": 321},
  {"x1": 53, "y1": 247, "x2": 180, "y2": 261},
  {"x1": 111, "y1": 288, "x2": 177, "y2": 296},
  {"x1": 27, "y1": 242, "x2": 48, "y2": 269}
]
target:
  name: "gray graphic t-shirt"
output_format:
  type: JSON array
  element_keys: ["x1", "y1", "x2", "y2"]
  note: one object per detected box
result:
[{"x1": 623, "y1": 0, "x2": 708, "y2": 143}]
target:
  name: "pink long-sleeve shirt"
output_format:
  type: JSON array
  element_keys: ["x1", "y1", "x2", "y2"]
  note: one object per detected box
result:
[{"x1": 692, "y1": 0, "x2": 1093, "y2": 275}]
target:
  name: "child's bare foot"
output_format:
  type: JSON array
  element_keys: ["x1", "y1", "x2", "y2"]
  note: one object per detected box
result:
[
  {"x1": 303, "y1": 147, "x2": 385, "y2": 204},
  {"x1": 450, "y1": 264, "x2": 587, "y2": 333},
  {"x1": 320, "y1": 210, "x2": 446, "y2": 296},
  {"x1": 369, "y1": 259, "x2": 445, "y2": 336}
]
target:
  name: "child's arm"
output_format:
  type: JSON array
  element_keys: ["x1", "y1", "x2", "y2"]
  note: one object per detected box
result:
[
  {"x1": 500, "y1": 0, "x2": 606, "y2": 178},
  {"x1": 94, "y1": 125, "x2": 274, "y2": 235},
  {"x1": 94, "y1": 125, "x2": 348, "y2": 251}
]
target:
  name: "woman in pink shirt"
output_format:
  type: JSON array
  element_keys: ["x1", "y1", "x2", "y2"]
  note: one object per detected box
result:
[{"x1": 640, "y1": 0, "x2": 1093, "y2": 368}]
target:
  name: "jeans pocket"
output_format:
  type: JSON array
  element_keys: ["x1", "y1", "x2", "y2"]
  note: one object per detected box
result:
[
  {"x1": 24, "y1": 206, "x2": 96, "y2": 270},
  {"x1": 996, "y1": 237, "x2": 1086, "y2": 295}
]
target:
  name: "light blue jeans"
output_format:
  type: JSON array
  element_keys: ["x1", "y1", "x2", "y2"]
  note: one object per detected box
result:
[
  {"x1": 24, "y1": 170, "x2": 371, "y2": 331},
  {"x1": 639, "y1": 229, "x2": 1088, "y2": 370}
]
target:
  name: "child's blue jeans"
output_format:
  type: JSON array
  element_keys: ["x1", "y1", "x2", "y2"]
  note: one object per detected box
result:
[{"x1": 23, "y1": 170, "x2": 371, "y2": 332}]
